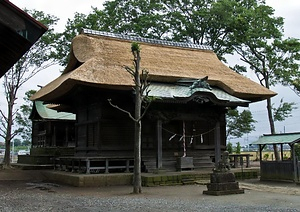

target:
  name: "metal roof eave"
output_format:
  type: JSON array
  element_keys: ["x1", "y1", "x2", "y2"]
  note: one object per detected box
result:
[
  {"x1": 146, "y1": 82, "x2": 250, "y2": 106},
  {"x1": 32, "y1": 101, "x2": 76, "y2": 121},
  {"x1": 251, "y1": 132, "x2": 300, "y2": 145}
]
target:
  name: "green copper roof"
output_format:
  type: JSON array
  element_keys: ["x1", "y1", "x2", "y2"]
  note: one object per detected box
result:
[
  {"x1": 34, "y1": 101, "x2": 76, "y2": 120},
  {"x1": 252, "y1": 132, "x2": 300, "y2": 145},
  {"x1": 147, "y1": 82, "x2": 249, "y2": 105}
]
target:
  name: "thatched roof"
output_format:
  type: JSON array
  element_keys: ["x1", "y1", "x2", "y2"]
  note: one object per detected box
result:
[{"x1": 31, "y1": 29, "x2": 276, "y2": 102}]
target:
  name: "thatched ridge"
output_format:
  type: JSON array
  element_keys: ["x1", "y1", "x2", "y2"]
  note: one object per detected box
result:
[{"x1": 31, "y1": 29, "x2": 276, "y2": 102}]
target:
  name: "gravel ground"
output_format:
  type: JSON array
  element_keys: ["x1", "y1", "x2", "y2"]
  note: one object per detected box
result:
[
  {"x1": 0, "y1": 169, "x2": 299, "y2": 212},
  {"x1": 0, "y1": 180, "x2": 300, "y2": 212}
]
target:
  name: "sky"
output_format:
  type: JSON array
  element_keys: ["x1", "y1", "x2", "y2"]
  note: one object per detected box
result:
[{"x1": 1, "y1": 0, "x2": 300, "y2": 145}]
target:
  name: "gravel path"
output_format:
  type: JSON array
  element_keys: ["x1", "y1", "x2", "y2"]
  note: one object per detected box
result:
[{"x1": 0, "y1": 180, "x2": 299, "y2": 212}]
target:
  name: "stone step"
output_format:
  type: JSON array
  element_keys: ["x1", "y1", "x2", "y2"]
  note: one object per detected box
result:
[{"x1": 182, "y1": 178, "x2": 196, "y2": 185}]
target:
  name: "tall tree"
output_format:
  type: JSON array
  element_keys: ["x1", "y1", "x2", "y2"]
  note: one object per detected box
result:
[
  {"x1": 231, "y1": 0, "x2": 300, "y2": 160},
  {"x1": 226, "y1": 109, "x2": 256, "y2": 140},
  {"x1": 59, "y1": 0, "x2": 241, "y2": 64},
  {"x1": 0, "y1": 10, "x2": 60, "y2": 167},
  {"x1": 108, "y1": 43, "x2": 150, "y2": 194},
  {"x1": 163, "y1": 0, "x2": 238, "y2": 61},
  {"x1": 15, "y1": 90, "x2": 36, "y2": 146},
  {"x1": 58, "y1": 0, "x2": 169, "y2": 66}
]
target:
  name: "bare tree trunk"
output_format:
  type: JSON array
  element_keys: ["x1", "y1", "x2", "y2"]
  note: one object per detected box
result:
[
  {"x1": 133, "y1": 50, "x2": 142, "y2": 194},
  {"x1": 3, "y1": 82, "x2": 17, "y2": 167},
  {"x1": 133, "y1": 120, "x2": 142, "y2": 193},
  {"x1": 266, "y1": 97, "x2": 280, "y2": 161},
  {"x1": 3, "y1": 77, "x2": 19, "y2": 168},
  {"x1": 108, "y1": 43, "x2": 147, "y2": 194}
]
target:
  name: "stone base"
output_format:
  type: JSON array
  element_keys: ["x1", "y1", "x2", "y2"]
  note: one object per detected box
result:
[
  {"x1": 207, "y1": 182, "x2": 240, "y2": 191},
  {"x1": 203, "y1": 172, "x2": 244, "y2": 196},
  {"x1": 176, "y1": 157, "x2": 194, "y2": 171},
  {"x1": 203, "y1": 189, "x2": 244, "y2": 196},
  {"x1": 210, "y1": 172, "x2": 236, "y2": 183}
]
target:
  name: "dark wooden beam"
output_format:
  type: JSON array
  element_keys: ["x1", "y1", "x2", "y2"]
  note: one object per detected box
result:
[
  {"x1": 291, "y1": 143, "x2": 297, "y2": 182},
  {"x1": 156, "y1": 120, "x2": 162, "y2": 169},
  {"x1": 214, "y1": 121, "x2": 221, "y2": 166}
]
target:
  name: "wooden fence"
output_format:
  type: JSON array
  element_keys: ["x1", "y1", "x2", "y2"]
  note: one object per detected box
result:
[
  {"x1": 260, "y1": 161, "x2": 295, "y2": 181},
  {"x1": 298, "y1": 161, "x2": 300, "y2": 182}
]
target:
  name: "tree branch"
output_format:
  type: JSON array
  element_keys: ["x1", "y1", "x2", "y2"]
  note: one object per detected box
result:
[
  {"x1": 107, "y1": 99, "x2": 137, "y2": 122},
  {"x1": 138, "y1": 101, "x2": 152, "y2": 122},
  {"x1": 0, "y1": 110, "x2": 8, "y2": 122},
  {"x1": 124, "y1": 65, "x2": 135, "y2": 76}
]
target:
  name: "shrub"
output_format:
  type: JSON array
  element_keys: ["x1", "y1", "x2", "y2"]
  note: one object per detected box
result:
[
  {"x1": 236, "y1": 142, "x2": 241, "y2": 154},
  {"x1": 226, "y1": 142, "x2": 233, "y2": 154},
  {"x1": 263, "y1": 153, "x2": 269, "y2": 161}
]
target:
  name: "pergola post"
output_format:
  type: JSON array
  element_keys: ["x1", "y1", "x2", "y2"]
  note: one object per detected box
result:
[
  {"x1": 259, "y1": 144, "x2": 266, "y2": 165},
  {"x1": 292, "y1": 143, "x2": 297, "y2": 182}
]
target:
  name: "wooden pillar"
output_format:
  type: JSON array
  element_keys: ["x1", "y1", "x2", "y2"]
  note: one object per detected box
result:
[
  {"x1": 105, "y1": 158, "x2": 109, "y2": 174},
  {"x1": 280, "y1": 144, "x2": 284, "y2": 161},
  {"x1": 259, "y1": 144, "x2": 265, "y2": 165},
  {"x1": 66, "y1": 126, "x2": 69, "y2": 147},
  {"x1": 292, "y1": 144, "x2": 297, "y2": 182},
  {"x1": 214, "y1": 121, "x2": 221, "y2": 165},
  {"x1": 53, "y1": 125, "x2": 56, "y2": 147},
  {"x1": 246, "y1": 155, "x2": 250, "y2": 168},
  {"x1": 86, "y1": 159, "x2": 90, "y2": 174},
  {"x1": 157, "y1": 120, "x2": 162, "y2": 169},
  {"x1": 125, "y1": 159, "x2": 130, "y2": 173}
]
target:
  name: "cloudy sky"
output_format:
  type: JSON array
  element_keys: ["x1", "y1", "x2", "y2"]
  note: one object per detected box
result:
[{"x1": 2, "y1": 0, "x2": 300, "y2": 144}]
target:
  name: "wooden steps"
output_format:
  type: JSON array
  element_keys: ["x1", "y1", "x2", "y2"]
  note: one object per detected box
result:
[{"x1": 143, "y1": 151, "x2": 214, "y2": 173}]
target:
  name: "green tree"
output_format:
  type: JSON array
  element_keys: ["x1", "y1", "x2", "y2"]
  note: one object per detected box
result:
[
  {"x1": 0, "y1": 10, "x2": 60, "y2": 167},
  {"x1": 12, "y1": 138, "x2": 21, "y2": 147},
  {"x1": 226, "y1": 109, "x2": 256, "y2": 140},
  {"x1": 59, "y1": 0, "x2": 250, "y2": 64},
  {"x1": 226, "y1": 142, "x2": 233, "y2": 154},
  {"x1": 230, "y1": 0, "x2": 300, "y2": 160},
  {"x1": 58, "y1": 0, "x2": 168, "y2": 66},
  {"x1": 56, "y1": 12, "x2": 103, "y2": 66},
  {"x1": 163, "y1": 0, "x2": 240, "y2": 61},
  {"x1": 236, "y1": 142, "x2": 241, "y2": 154},
  {"x1": 273, "y1": 98, "x2": 297, "y2": 122},
  {"x1": 15, "y1": 90, "x2": 36, "y2": 146}
]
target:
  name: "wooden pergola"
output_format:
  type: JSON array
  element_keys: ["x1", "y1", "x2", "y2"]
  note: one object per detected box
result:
[{"x1": 252, "y1": 132, "x2": 300, "y2": 182}]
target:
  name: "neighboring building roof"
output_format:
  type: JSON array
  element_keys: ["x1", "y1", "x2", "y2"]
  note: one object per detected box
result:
[
  {"x1": 0, "y1": 0, "x2": 47, "y2": 77},
  {"x1": 31, "y1": 29, "x2": 276, "y2": 103},
  {"x1": 30, "y1": 101, "x2": 76, "y2": 121},
  {"x1": 252, "y1": 132, "x2": 300, "y2": 145},
  {"x1": 147, "y1": 82, "x2": 250, "y2": 107}
]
